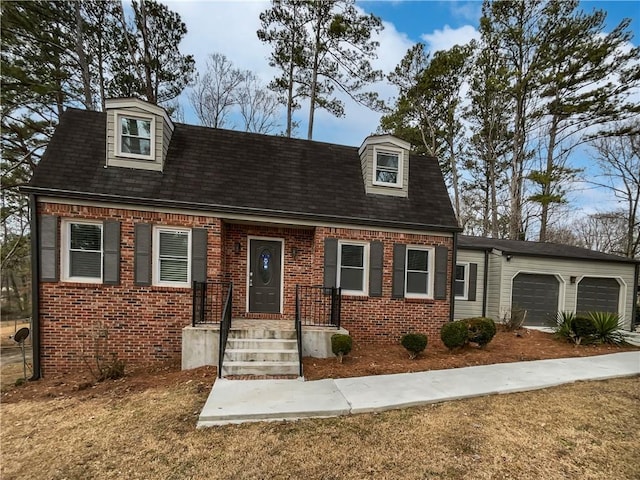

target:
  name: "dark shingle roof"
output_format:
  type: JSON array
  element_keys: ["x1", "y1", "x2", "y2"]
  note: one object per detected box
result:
[
  {"x1": 458, "y1": 235, "x2": 637, "y2": 264},
  {"x1": 26, "y1": 108, "x2": 460, "y2": 232}
]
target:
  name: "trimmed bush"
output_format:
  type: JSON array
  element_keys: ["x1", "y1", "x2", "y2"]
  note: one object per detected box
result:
[
  {"x1": 572, "y1": 316, "x2": 597, "y2": 340},
  {"x1": 400, "y1": 333, "x2": 428, "y2": 359},
  {"x1": 440, "y1": 321, "x2": 468, "y2": 350},
  {"x1": 331, "y1": 334, "x2": 353, "y2": 363},
  {"x1": 463, "y1": 317, "x2": 497, "y2": 348}
]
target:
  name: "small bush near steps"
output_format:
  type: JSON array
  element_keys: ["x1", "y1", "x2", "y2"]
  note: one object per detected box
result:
[
  {"x1": 400, "y1": 333, "x2": 428, "y2": 359},
  {"x1": 331, "y1": 334, "x2": 353, "y2": 363},
  {"x1": 463, "y1": 317, "x2": 497, "y2": 348},
  {"x1": 440, "y1": 321, "x2": 468, "y2": 350}
]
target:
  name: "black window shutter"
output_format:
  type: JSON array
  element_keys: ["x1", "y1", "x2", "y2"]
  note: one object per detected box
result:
[
  {"x1": 369, "y1": 240, "x2": 383, "y2": 297},
  {"x1": 468, "y1": 263, "x2": 478, "y2": 301},
  {"x1": 392, "y1": 244, "x2": 406, "y2": 298},
  {"x1": 134, "y1": 223, "x2": 152, "y2": 286},
  {"x1": 39, "y1": 215, "x2": 58, "y2": 282},
  {"x1": 191, "y1": 228, "x2": 207, "y2": 283},
  {"x1": 103, "y1": 220, "x2": 121, "y2": 285},
  {"x1": 434, "y1": 245, "x2": 449, "y2": 300},
  {"x1": 323, "y1": 238, "x2": 338, "y2": 289}
]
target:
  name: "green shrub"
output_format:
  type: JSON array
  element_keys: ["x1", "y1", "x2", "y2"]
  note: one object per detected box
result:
[
  {"x1": 463, "y1": 317, "x2": 497, "y2": 348},
  {"x1": 554, "y1": 311, "x2": 577, "y2": 343},
  {"x1": 572, "y1": 316, "x2": 597, "y2": 341},
  {"x1": 440, "y1": 321, "x2": 468, "y2": 350},
  {"x1": 400, "y1": 333, "x2": 428, "y2": 359},
  {"x1": 331, "y1": 334, "x2": 353, "y2": 363},
  {"x1": 589, "y1": 312, "x2": 626, "y2": 345}
]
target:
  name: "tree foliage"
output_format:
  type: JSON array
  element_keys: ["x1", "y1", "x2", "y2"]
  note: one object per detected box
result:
[
  {"x1": 258, "y1": 0, "x2": 383, "y2": 139},
  {"x1": 381, "y1": 0, "x2": 640, "y2": 245}
]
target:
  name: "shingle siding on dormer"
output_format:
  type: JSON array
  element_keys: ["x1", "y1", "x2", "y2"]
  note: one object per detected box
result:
[
  {"x1": 105, "y1": 99, "x2": 174, "y2": 172},
  {"x1": 359, "y1": 135, "x2": 410, "y2": 198}
]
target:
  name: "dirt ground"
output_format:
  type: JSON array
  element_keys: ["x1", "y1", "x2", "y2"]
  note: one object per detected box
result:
[{"x1": 2, "y1": 326, "x2": 637, "y2": 404}]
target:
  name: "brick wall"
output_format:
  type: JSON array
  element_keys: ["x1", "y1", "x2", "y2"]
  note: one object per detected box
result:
[
  {"x1": 37, "y1": 202, "x2": 453, "y2": 376},
  {"x1": 38, "y1": 202, "x2": 223, "y2": 376}
]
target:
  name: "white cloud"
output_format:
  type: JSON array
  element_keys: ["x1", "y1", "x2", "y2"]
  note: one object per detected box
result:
[
  {"x1": 448, "y1": 1, "x2": 483, "y2": 23},
  {"x1": 420, "y1": 24, "x2": 479, "y2": 53}
]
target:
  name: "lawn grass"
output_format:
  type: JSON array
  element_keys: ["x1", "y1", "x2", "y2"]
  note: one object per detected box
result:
[{"x1": 2, "y1": 377, "x2": 638, "y2": 479}]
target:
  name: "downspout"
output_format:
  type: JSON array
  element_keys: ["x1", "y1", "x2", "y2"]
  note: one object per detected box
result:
[
  {"x1": 449, "y1": 232, "x2": 458, "y2": 322},
  {"x1": 482, "y1": 248, "x2": 489, "y2": 318},
  {"x1": 29, "y1": 194, "x2": 41, "y2": 380},
  {"x1": 632, "y1": 262, "x2": 639, "y2": 332}
]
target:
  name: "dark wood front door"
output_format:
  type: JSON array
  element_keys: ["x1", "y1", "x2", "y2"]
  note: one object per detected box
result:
[{"x1": 248, "y1": 239, "x2": 282, "y2": 313}]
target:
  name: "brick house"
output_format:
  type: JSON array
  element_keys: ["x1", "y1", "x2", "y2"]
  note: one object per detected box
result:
[{"x1": 24, "y1": 98, "x2": 460, "y2": 378}]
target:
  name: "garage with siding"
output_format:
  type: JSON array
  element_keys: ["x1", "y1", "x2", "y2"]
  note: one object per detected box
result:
[
  {"x1": 576, "y1": 277, "x2": 620, "y2": 315},
  {"x1": 512, "y1": 273, "x2": 560, "y2": 327},
  {"x1": 456, "y1": 235, "x2": 639, "y2": 331}
]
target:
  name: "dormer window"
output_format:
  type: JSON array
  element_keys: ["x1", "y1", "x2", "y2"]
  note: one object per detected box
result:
[
  {"x1": 117, "y1": 114, "x2": 155, "y2": 159},
  {"x1": 373, "y1": 147, "x2": 403, "y2": 188}
]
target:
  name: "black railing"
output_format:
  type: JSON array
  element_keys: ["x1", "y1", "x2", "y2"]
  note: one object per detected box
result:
[
  {"x1": 192, "y1": 280, "x2": 233, "y2": 326},
  {"x1": 295, "y1": 286, "x2": 303, "y2": 377},
  {"x1": 296, "y1": 285, "x2": 342, "y2": 328},
  {"x1": 218, "y1": 283, "x2": 233, "y2": 378}
]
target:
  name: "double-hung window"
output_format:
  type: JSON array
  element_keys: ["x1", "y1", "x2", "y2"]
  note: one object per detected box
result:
[
  {"x1": 64, "y1": 221, "x2": 103, "y2": 282},
  {"x1": 455, "y1": 263, "x2": 468, "y2": 299},
  {"x1": 154, "y1": 227, "x2": 191, "y2": 287},
  {"x1": 373, "y1": 149, "x2": 402, "y2": 187},
  {"x1": 405, "y1": 246, "x2": 433, "y2": 298},
  {"x1": 118, "y1": 115, "x2": 154, "y2": 159},
  {"x1": 337, "y1": 241, "x2": 369, "y2": 295}
]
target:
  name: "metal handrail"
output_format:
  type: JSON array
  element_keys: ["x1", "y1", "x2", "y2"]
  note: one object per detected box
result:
[
  {"x1": 217, "y1": 283, "x2": 233, "y2": 379},
  {"x1": 296, "y1": 285, "x2": 342, "y2": 327},
  {"x1": 192, "y1": 280, "x2": 232, "y2": 325},
  {"x1": 295, "y1": 285, "x2": 303, "y2": 377}
]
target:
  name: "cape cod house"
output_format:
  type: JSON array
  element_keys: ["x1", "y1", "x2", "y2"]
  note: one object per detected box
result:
[{"x1": 24, "y1": 98, "x2": 461, "y2": 378}]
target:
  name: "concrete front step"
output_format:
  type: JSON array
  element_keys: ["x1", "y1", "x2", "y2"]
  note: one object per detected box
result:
[
  {"x1": 228, "y1": 328, "x2": 296, "y2": 340},
  {"x1": 226, "y1": 338, "x2": 298, "y2": 350},
  {"x1": 222, "y1": 361, "x2": 300, "y2": 376},
  {"x1": 224, "y1": 348, "x2": 299, "y2": 362},
  {"x1": 221, "y1": 325, "x2": 301, "y2": 377}
]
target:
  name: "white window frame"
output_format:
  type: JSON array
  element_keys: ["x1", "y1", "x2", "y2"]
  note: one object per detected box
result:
[
  {"x1": 337, "y1": 240, "x2": 369, "y2": 296},
  {"x1": 61, "y1": 219, "x2": 103, "y2": 283},
  {"x1": 405, "y1": 245, "x2": 434, "y2": 299},
  {"x1": 153, "y1": 226, "x2": 191, "y2": 287},
  {"x1": 372, "y1": 146, "x2": 403, "y2": 188},
  {"x1": 454, "y1": 262, "x2": 469, "y2": 300},
  {"x1": 116, "y1": 112, "x2": 155, "y2": 160}
]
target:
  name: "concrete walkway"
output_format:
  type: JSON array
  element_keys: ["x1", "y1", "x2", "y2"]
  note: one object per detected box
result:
[{"x1": 197, "y1": 351, "x2": 640, "y2": 427}]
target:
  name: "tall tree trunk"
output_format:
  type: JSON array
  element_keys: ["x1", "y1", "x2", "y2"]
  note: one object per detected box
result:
[
  {"x1": 74, "y1": 1, "x2": 94, "y2": 110},
  {"x1": 538, "y1": 114, "x2": 560, "y2": 242},
  {"x1": 137, "y1": 0, "x2": 155, "y2": 103},
  {"x1": 307, "y1": 10, "x2": 322, "y2": 140}
]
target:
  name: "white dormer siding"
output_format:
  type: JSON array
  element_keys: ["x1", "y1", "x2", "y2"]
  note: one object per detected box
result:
[
  {"x1": 358, "y1": 135, "x2": 411, "y2": 198},
  {"x1": 105, "y1": 98, "x2": 174, "y2": 172}
]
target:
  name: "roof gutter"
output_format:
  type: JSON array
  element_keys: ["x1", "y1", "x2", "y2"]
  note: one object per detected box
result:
[
  {"x1": 632, "y1": 262, "x2": 639, "y2": 332},
  {"x1": 449, "y1": 231, "x2": 458, "y2": 322},
  {"x1": 29, "y1": 194, "x2": 41, "y2": 380},
  {"x1": 22, "y1": 186, "x2": 463, "y2": 233},
  {"x1": 482, "y1": 248, "x2": 489, "y2": 318}
]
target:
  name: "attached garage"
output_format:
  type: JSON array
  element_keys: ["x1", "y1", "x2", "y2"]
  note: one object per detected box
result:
[
  {"x1": 576, "y1": 277, "x2": 620, "y2": 315},
  {"x1": 512, "y1": 273, "x2": 560, "y2": 327}
]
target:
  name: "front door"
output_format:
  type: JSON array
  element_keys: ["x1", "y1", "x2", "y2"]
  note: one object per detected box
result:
[{"x1": 248, "y1": 239, "x2": 282, "y2": 313}]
